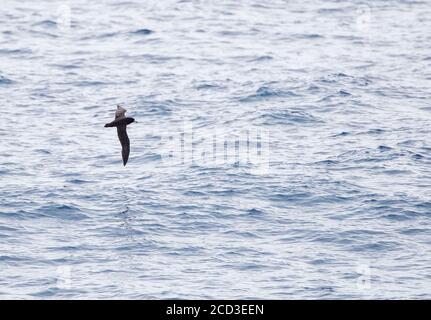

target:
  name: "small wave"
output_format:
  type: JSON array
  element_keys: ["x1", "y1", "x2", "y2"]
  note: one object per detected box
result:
[
  {"x1": 383, "y1": 212, "x2": 418, "y2": 221},
  {"x1": 50, "y1": 63, "x2": 81, "y2": 70},
  {"x1": 28, "y1": 29, "x2": 59, "y2": 39},
  {"x1": 246, "y1": 208, "x2": 264, "y2": 216},
  {"x1": 269, "y1": 192, "x2": 312, "y2": 202},
  {"x1": 218, "y1": 30, "x2": 244, "y2": 37},
  {"x1": 318, "y1": 8, "x2": 345, "y2": 14},
  {"x1": 352, "y1": 241, "x2": 399, "y2": 252},
  {"x1": 307, "y1": 84, "x2": 320, "y2": 92},
  {"x1": 139, "y1": 153, "x2": 162, "y2": 162},
  {"x1": 366, "y1": 128, "x2": 385, "y2": 135},
  {"x1": 80, "y1": 32, "x2": 120, "y2": 40},
  {"x1": 317, "y1": 73, "x2": 372, "y2": 89},
  {"x1": 183, "y1": 190, "x2": 206, "y2": 196},
  {"x1": 411, "y1": 153, "x2": 424, "y2": 160},
  {"x1": 400, "y1": 228, "x2": 430, "y2": 235},
  {"x1": 353, "y1": 77, "x2": 372, "y2": 86},
  {"x1": 317, "y1": 73, "x2": 351, "y2": 84},
  {"x1": 0, "y1": 225, "x2": 18, "y2": 232},
  {"x1": 32, "y1": 20, "x2": 57, "y2": 28},
  {"x1": 195, "y1": 83, "x2": 220, "y2": 90},
  {"x1": 415, "y1": 202, "x2": 431, "y2": 211},
  {"x1": 194, "y1": 81, "x2": 227, "y2": 91},
  {"x1": 74, "y1": 80, "x2": 109, "y2": 87},
  {"x1": 134, "y1": 99, "x2": 173, "y2": 116},
  {"x1": 0, "y1": 255, "x2": 31, "y2": 263},
  {"x1": 35, "y1": 204, "x2": 88, "y2": 221},
  {"x1": 314, "y1": 159, "x2": 338, "y2": 166},
  {"x1": 0, "y1": 75, "x2": 13, "y2": 85},
  {"x1": 66, "y1": 179, "x2": 92, "y2": 184},
  {"x1": 333, "y1": 35, "x2": 364, "y2": 41},
  {"x1": 0, "y1": 48, "x2": 32, "y2": 56},
  {"x1": 255, "y1": 109, "x2": 320, "y2": 125},
  {"x1": 378, "y1": 145, "x2": 392, "y2": 152},
  {"x1": 239, "y1": 86, "x2": 299, "y2": 102},
  {"x1": 130, "y1": 28, "x2": 153, "y2": 35},
  {"x1": 117, "y1": 53, "x2": 178, "y2": 64},
  {"x1": 334, "y1": 131, "x2": 350, "y2": 137},
  {"x1": 329, "y1": 145, "x2": 426, "y2": 166},
  {"x1": 250, "y1": 55, "x2": 273, "y2": 62},
  {"x1": 34, "y1": 149, "x2": 51, "y2": 154},
  {"x1": 293, "y1": 33, "x2": 324, "y2": 39},
  {"x1": 338, "y1": 90, "x2": 351, "y2": 96}
]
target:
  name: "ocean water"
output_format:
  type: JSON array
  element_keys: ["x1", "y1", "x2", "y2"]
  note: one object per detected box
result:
[{"x1": 1, "y1": 0, "x2": 430, "y2": 299}]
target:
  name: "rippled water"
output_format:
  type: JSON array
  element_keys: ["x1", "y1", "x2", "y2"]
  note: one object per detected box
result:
[{"x1": 1, "y1": 0, "x2": 431, "y2": 299}]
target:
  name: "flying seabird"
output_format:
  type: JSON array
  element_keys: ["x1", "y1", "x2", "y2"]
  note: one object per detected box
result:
[{"x1": 104, "y1": 105, "x2": 136, "y2": 166}]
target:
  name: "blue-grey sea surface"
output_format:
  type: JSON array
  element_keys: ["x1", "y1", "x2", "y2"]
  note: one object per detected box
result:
[{"x1": 0, "y1": 0, "x2": 430, "y2": 299}]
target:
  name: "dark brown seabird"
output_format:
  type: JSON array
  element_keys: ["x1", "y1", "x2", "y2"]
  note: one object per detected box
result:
[{"x1": 104, "y1": 105, "x2": 135, "y2": 166}]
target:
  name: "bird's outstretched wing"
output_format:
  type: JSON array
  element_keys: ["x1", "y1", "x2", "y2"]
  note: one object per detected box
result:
[
  {"x1": 115, "y1": 105, "x2": 127, "y2": 119},
  {"x1": 117, "y1": 125, "x2": 130, "y2": 166}
]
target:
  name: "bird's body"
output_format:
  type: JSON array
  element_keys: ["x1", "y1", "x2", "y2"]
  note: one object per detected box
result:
[{"x1": 104, "y1": 105, "x2": 135, "y2": 166}]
